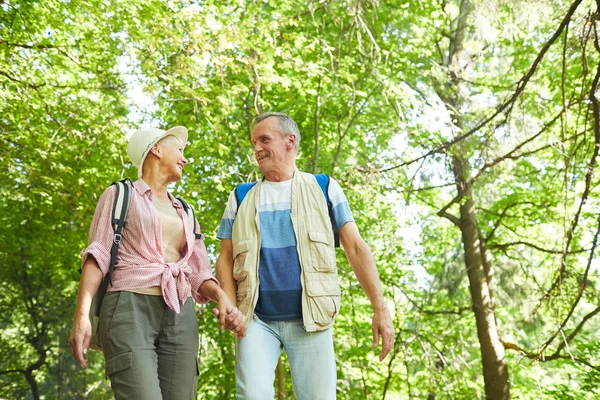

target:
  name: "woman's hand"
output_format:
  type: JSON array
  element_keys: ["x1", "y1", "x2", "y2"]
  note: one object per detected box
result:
[
  {"x1": 200, "y1": 280, "x2": 247, "y2": 337},
  {"x1": 212, "y1": 294, "x2": 246, "y2": 338},
  {"x1": 69, "y1": 314, "x2": 92, "y2": 368},
  {"x1": 70, "y1": 259, "x2": 103, "y2": 368}
]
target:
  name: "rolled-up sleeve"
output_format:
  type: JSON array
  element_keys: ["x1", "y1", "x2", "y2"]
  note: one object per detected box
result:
[
  {"x1": 80, "y1": 186, "x2": 116, "y2": 276},
  {"x1": 188, "y1": 221, "x2": 219, "y2": 304}
]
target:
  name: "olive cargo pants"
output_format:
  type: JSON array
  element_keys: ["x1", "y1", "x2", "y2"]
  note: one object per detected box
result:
[{"x1": 99, "y1": 291, "x2": 199, "y2": 400}]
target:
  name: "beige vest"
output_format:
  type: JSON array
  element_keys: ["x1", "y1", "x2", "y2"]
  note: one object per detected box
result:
[{"x1": 231, "y1": 170, "x2": 341, "y2": 332}]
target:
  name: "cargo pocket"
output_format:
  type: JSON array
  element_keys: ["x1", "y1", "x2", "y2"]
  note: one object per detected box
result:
[
  {"x1": 104, "y1": 350, "x2": 133, "y2": 380},
  {"x1": 304, "y1": 272, "x2": 341, "y2": 326},
  {"x1": 106, "y1": 291, "x2": 125, "y2": 332},
  {"x1": 233, "y1": 242, "x2": 249, "y2": 272},
  {"x1": 308, "y1": 231, "x2": 336, "y2": 272},
  {"x1": 233, "y1": 242, "x2": 251, "y2": 309},
  {"x1": 98, "y1": 291, "x2": 123, "y2": 350},
  {"x1": 191, "y1": 358, "x2": 200, "y2": 397},
  {"x1": 235, "y1": 275, "x2": 252, "y2": 313}
]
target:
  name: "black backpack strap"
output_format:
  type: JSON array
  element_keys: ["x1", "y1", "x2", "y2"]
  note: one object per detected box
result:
[
  {"x1": 94, "y1": 178, "x2": 132, "y2": 316},
  {"x1": 94, "y1": 278, "x2": 110, "y2": 317},
  {"x1": 178, "y1": 197, "x2": 205, "y2": 241}
]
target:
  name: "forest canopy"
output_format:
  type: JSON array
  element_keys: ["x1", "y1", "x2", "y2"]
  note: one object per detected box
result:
[{"x1": 1, "y1": 0, "x2": 600, "y2": 398}]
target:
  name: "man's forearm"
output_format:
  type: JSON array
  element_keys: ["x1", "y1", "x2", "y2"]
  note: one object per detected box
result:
[
  {"x1": 340, "y1": 222, "x2": 387, "y2": 311},
  {"x1": 216, "y1": 254, "x2": 237, "y2": 307},
  {"x1": 346, "y1": 241, "x2": 387, "y2": 310}
]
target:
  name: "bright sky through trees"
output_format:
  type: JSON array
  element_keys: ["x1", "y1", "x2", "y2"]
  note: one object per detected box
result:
[{"x1": 2, "y1": 0, "x2": 600, "y2": 398}]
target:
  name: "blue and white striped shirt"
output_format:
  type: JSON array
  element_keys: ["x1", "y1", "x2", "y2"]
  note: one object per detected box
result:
[{"x1": 217, "y1": 176, "x2": 354, "y2": 321}]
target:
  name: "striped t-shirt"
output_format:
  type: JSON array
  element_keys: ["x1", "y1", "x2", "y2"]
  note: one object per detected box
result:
[{"x1": 217, "y1": 176, "x2": 354, "y2": 321}]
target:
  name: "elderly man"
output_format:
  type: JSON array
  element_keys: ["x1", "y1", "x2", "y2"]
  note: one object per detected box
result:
[{"x1": 216, "y1": 112, "x2": 394, "y2": 399}]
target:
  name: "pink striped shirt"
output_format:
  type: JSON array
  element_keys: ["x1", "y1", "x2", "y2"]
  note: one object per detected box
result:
[{"x1": 80, "y1": 179, "x2": 217, "y2": 313}]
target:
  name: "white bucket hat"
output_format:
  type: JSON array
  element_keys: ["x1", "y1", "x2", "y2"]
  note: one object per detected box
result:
[{"x1": 127, "y1": 126, "x2": 188, "y2": 178}]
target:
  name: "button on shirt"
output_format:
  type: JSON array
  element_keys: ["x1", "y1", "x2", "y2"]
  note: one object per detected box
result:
[{"x1": 80, "y1": 179, "x2": 217, "y2": 313}]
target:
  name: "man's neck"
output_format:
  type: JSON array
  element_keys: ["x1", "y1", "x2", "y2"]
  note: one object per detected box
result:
[{"x1": 263, "y1": 166, "x2": 296, "y2": 182}]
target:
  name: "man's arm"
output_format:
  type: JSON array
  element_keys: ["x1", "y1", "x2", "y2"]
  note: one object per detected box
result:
[
  {"x1": 216, "y1": 238, "x2": 237, "y2": 307},
  {"x1": 199, "y1": 279, "x2": 246, "y2": 338},
  {"x1": 210, "y1": 238, "x2": 247, "y2": 336},
  {"x1": 339, "y1": 222, "x2": 395, "y2": 361}
]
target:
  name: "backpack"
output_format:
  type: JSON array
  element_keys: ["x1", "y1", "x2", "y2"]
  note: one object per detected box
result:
[
  {"x1": 234, "y1": 173, "x2": 340, "y2": 248},
  {"x1": 88, "y1": 179, "x2": 202, "y2": 352}
]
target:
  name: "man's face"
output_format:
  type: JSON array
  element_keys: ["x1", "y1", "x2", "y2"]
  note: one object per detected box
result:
[{"x1": 251, "y1": 118, "x2": 294, "y2": 176}]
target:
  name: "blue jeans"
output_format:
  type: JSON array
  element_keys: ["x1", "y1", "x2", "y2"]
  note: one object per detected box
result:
[{"x1": 235, "y1": 315, "x2": 336, "y2": 400}]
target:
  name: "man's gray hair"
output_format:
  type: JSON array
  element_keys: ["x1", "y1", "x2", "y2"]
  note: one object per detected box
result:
[{"x1": 253, "y1": 112, "x2": 301, "y2": 151}]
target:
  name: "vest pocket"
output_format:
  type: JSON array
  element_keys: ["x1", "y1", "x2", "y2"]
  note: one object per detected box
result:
[
  {"x1": 304, "y1": 272, "x2": 341, "y2": 326},
  {"x1": 233, "y1": 242, "x2": 249, "y2": 273},
  {"x1": 234, "y1": 274, "x2": 252, "y2": 312},
  {"x1": 233, "y1": 241, "x2": 252, "y2": 307},
  {"x1": 308, "y1": 231, "x2": 336, "y2": 272}
]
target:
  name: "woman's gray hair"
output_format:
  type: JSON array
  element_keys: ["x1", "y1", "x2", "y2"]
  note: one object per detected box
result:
[
  {"x1": 158, "y1": 135, "x2": 184, "y2": 147},
  {"x1": 253, "y1": 112, "x2": 301, "y2": 151}
]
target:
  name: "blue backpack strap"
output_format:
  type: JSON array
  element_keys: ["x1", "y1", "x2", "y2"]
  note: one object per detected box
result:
[
  {"x1": 234, "y1": 181, "x2": 259, "y2": 208},
  {"x1": 235, "y1": 177, "x2": 340, "y2": 248},
  {"x1": 314, "y1": 174, "x2": 330, "y2": 203},
  {"x1": 314, "y1": 174, "x2": 340, "y2": 248}
]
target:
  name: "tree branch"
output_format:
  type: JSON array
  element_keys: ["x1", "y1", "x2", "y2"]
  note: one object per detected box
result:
[
  {"x1": 398, "y1": 285, "x2": 471, "y2": 316},
  {"x1": 0, "y1": 70, "x2": 45, "y2": 89},
  {"x1": 468, "y1": 109, "x2": 565, "y2": 184},
  {"x1": 543, "y1": 22, "x2": 600, "y2": 302},
  {"x1": 503, "y1": 303, "x2": 600, "y2": 367},
  {"x1": 436, "y1": 191, "x2": 465, "y2": 226},
  {"x1": 405, "y1": 182, "x2": 456, "y2": 194},
  {"x1": 484, "y1": 203, "x2": 522, "y2": 241},
  {"x1": 487, "y1": 241, "x2": 588, "y2": 254},
  {"x1": 0, "y1": 369, "x2": 24, "y2": 376},
  {"x1": 0, "y1": 39, "x2": 65, "y2": 50},
  {"x1": 379, "y1": 0, "x2": 584, "y2": 173},
  {"x1": 536, "y1": 208, "x2": 600, "y2": 357},
  {"x1": 438, "y1": 209, "x2": 461, "y2": 226},
  {"x1": 312, "y1": 74, "x2": 322, "y2": 174}
]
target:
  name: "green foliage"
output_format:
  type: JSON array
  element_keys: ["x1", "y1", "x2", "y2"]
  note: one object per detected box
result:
[{"x1": 2, "y1": 0, "x2": 600, "y2": 398}]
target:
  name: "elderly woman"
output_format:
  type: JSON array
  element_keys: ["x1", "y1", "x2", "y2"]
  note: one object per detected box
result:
[{"x1": 69, "y1": 127, "x2": 245, "y2": 399}]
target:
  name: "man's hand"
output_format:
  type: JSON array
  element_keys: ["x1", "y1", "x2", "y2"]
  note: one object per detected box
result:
[
  {"x1": 212, "y1": 295, "x2": 246, "y2": 338},
  {"x1": 372, "y1": 305, "x2": 395, "y2": 361},
  {"x1": 69, "y1": 315, "x2": 92, "y2": 368}
]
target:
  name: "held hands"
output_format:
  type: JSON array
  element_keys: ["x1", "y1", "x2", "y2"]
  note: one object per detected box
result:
[
  {"x1": 372, "y1": 305, "x2": 395, "y2": 361},
  {"x1": 69, "y1": 315, "x2": 92, "y2": 368},
  {"x1": 212, "y1": 295, "x2": 246, "y2": 338}
]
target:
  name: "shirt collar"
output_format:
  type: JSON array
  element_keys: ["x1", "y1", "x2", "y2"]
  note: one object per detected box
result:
[
  {"x1": 133, "y1": 179, "x2": 152, "y2": 196},
  {"x1": 133, "y1": 179, "x2": 182, "y2": 208}
]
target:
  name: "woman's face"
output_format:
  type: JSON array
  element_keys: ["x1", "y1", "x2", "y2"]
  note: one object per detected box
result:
[{"x1": 158, "y1": 136, "x2": 188, "y2": 182}]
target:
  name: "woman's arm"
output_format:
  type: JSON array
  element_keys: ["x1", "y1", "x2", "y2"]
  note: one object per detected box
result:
[
  {"x1": 69, "y1": 257, "x2": 103, "y2": 368},
  {"x1": 199, "y1": 279, "x2": 246, "y2": 337}
]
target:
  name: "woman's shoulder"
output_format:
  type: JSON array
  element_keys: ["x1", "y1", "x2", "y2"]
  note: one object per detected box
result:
[{"x1": 92, "y1": 182, "x2": 121, "y2": 210}]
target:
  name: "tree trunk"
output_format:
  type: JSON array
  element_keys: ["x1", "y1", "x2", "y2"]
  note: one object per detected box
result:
[
  {"x1": 276, "y1": 358, "x2": 286, "y2": 399},
  {"x1": 439, "y1": 0, "x2": 510, "y2": 397},
  {"x1": 25, "y1": 370, "x2": 40, "y2": 400},
  {"x1": 452, "y1": 153, "x2": 510, "y2": 399}
]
